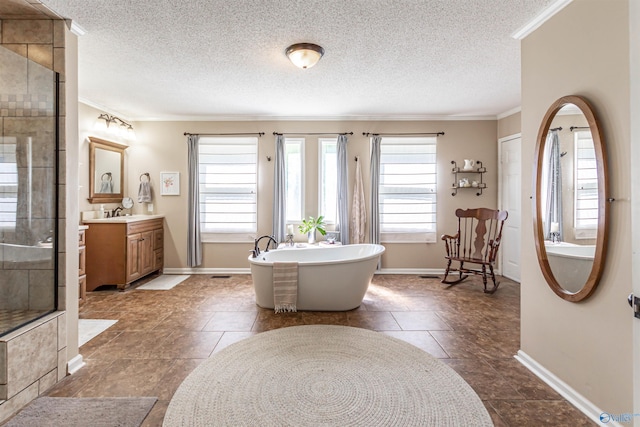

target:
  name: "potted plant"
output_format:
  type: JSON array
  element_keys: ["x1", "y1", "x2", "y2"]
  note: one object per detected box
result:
[{"x1": 298, "y1": 216, "x2": 326, "y2": 244}]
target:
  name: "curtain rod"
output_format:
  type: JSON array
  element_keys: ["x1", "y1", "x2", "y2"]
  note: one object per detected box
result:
[
  {"x1": 184, "y1": 132, "x2": 265, "y2": 137},
  {"x1": 362, "y1": 132, "x2": 445, "y2": 137},
  {"x1": 272, "y1": 132, "x2": 353, "y2": 136},
  {"x1": 570, "y1": 126, "x2": 589, "y2": 131}
]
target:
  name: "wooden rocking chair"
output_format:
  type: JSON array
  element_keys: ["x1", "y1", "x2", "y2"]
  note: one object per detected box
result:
[{"x1": 441, "y1": 208, "x2": 508, "y2": 294}]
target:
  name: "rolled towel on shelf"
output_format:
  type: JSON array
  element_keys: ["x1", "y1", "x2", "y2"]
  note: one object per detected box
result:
[{"x1": 273, "y1": 261, "x2": 298, "y2": 313}]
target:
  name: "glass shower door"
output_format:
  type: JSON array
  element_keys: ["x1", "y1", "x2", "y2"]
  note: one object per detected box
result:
[{"x1": 0, "y1": 46, "x2": 58, "y2": 336}]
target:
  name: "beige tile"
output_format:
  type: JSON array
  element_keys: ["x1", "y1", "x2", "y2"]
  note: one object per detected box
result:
[
  {"x1": 0, "y1": 381, "x2": 38, "y2": 424},
  {"x1": 6, "y1": 319, "x2": 57, "y2": 398},
  {"x1": 52, "y1": 46, "x2": 64, "y2": 75},
  {"x1": 0, "y1": 341, "x2": 6, "y2": 385},
  {"x1": 1, "y1": 43, "x2": 27, "y2": 57},
  {"x1": 52, "y1": 20, "x2": 65, "y2": 48},
  {"x1": 38, "y1": 368, "x2": 57, "y2": 394},
  {"x1": 27, "y1": 43, "x2": 52, "y2": 69},
  {"x1": 2, "y1": 19, "x2": 52, "y2": 44},
  {"x1": 28, "y1": 270, "x2": 55, "y2": 310},
  {"x1": 57, "y1": 312, "x2": 66, "y2": 351},
  {"x1": 57, "y1": 347, "x2": 67, "y2": 380}
]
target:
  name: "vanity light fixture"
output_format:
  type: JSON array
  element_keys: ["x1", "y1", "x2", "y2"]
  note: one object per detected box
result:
[
  {"x1": 285, "y1": 43, "x2": 324, "y2": 69},
  {"x1": 96, "y1": 113, "x2": 136, "y2": 141}
]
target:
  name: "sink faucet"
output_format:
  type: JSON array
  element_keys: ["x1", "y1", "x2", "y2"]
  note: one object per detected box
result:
[
  {"x1": 252, "y1": 235, "x2": 278, "y2": 258},
  {"x1": 112, "y1": 207, "x2": 124, "y2": 217}
]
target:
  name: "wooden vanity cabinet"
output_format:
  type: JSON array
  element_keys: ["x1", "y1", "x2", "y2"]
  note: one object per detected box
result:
[{"x1": 85, "y1": 218, "x2": 164, "y2": 291}]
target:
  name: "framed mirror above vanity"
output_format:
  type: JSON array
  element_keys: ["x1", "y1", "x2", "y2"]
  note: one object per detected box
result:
[
  {"x1": 533, "y1": 95, "x2": 609, "y2": 302},
  {"x1": 88, "y1": 136, "x2": 126, "y2": 203}
]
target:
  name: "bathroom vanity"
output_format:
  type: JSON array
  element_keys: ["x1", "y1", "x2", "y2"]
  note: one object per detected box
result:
[{"x1": 83, "y1": 215, "x2": 164, "y2": 291}]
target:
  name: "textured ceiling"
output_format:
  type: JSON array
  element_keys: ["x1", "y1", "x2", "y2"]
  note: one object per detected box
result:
[{"x1": 38, "y1": 0, "x2": 555, "y2": 121}]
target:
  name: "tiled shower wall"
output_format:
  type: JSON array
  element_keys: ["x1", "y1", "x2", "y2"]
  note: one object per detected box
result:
[{"x1": 0, "y1": 16, "x2": 69, "y2": 423}]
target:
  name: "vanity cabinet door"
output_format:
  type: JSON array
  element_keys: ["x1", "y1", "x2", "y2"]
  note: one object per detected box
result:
[
  {"x1": 139, "y1": 230, "x2": 154, "y2": 275},
  {"x1": 126, "y1": 233, "x2": 142, "y2": 283}
]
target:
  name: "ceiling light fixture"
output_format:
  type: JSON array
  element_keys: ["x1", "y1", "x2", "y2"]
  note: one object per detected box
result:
[{"x1": 285, "y1": 43, "x2": 325, "y2": 69}]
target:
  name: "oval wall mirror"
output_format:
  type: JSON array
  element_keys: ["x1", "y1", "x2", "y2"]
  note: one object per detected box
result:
[{"x1": 533, "y1": 95, "x2": 609, "y2": 302}]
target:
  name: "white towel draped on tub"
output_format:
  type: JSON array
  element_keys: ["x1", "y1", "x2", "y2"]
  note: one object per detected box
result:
[{"x1": 273, "y1": 262, "x2": 298, "y2": 313}]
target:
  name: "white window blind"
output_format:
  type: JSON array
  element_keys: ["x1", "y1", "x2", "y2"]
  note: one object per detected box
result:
[
  {"x1": 0, "y1": 142, "x2": 17, "y2": 229},
  {"x1": 574, "y1": 131, "x2": 597, "y2": 238},
  {"x1": 319, "y1": 138, "x2": 337, "y2": 224},
  {"x1": 285, "y1": 138, "x2": 304, "y2": 222},
  {"x1": 198, "y1": 137, "x2": 257, "y2": 235},
  {"x1": 379, "y1": 137, "x2": 437, "y2": 242}
]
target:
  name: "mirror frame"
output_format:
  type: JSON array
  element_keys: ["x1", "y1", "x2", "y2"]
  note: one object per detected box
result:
[
  {"x1": 533, "y1": 95, "x2": 609, "y2": 302},
  {"x1": 88, "y1": 136, "x2": 126, "y2": 204}
]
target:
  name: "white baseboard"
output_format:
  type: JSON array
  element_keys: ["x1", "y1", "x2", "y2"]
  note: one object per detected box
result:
[
  {"x1": 514, "y1": 350, "x2": 617, "y2": 426},
  {"x1": 163, "y1": 267, "x2": 251, "y2": 275},
  {"x1": 67, "y1": 354, "x2": 85, "y2": 375},
  {"x1": 377, "y1": 268, "x2": 444, "y2": 275},
  {"x1": 164, "y1": 267, "x2": 504, "y2": 278},
  {"x1": 165, "y1": 267, "x2": 448, "y2": 276}
]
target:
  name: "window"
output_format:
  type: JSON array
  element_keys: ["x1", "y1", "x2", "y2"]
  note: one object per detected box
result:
[
  {"x1": 198, "y1": 137, "x2": 257, "y2": 238},
  {"x1": 0, "y1": 141, "x2": 17, "y2": 229},
  {"x1": 319, "y1": 138, "x2": 337, "y2": 224},
  {"x1": 378, "y1": 137, "x2": 437, "y2": 242},
  {"x1": 574, "y1": 131, "x2": 597, "y2": 238},
  {"x1": 285, "y1": 138, "x2": 304, "y2": 222}
]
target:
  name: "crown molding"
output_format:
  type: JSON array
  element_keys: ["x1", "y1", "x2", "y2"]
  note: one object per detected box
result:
[
  {"x1": 511, "y1": 0, "x2": 573, "y2": 40},
  {"x1": 128, "y1": 114, "x2": 499, "y2": 122},
  {"x1": 79, "y1": 98, "x2": 133, "y2": 122},
  {"x1": 497, "y1": 106, "x2": 521, "y2": 120}
]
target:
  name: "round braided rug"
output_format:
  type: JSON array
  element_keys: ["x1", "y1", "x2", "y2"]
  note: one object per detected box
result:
[{"x1": 164, "y1": 325, "x2": 492, "y2": 426}]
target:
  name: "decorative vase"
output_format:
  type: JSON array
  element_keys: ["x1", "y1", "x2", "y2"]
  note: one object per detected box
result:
[
  {"x1": 307, "y1": 230, "x2": 316, "y2": 244},
  {"x1": 463, "y1": 159, "x2": 475, "y2": 170}
]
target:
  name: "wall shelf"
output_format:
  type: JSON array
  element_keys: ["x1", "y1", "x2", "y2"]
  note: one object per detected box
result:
[{"x1": 451, "y1": 160, "x2": 487, "y2": 196}]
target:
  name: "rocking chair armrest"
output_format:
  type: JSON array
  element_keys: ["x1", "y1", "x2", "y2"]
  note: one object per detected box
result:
[{"x1": 440, "y1": 233, "x2": 459, "y2": 242}]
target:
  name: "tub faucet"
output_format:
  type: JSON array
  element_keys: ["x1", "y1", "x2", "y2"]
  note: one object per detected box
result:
[{"x1": 253, "y1": 235, "x2": 278, "y2": 257}]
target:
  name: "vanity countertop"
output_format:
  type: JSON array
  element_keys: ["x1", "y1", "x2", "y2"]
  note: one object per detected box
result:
[{"x1": 82, "y1": 214, "x2": 165, "y2": 224}]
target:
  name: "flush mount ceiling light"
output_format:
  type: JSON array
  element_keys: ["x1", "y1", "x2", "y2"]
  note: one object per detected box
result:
[{"x1": 285, "y1": 43, "x2": 325, "y2": 69}]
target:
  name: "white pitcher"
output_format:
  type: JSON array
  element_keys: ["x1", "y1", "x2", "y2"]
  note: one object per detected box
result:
[{"x1": 463, "y1": 159, "x2": 475, "y2": 170}]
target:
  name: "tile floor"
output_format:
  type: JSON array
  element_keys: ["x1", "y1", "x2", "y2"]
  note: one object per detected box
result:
[{"x1": 45, "y1": 274, "x2": 595, "y2": 426}]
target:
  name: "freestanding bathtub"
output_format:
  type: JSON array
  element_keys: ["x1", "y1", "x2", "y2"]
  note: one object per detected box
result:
[
  {"x1": 545, "y1": 242, "x2": 595, "y2": 293},
  {"x1": 248, "y1": 243, "x2": 385, "y2": 311}
]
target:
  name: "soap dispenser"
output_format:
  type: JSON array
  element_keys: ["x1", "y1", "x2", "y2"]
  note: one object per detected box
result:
[{"x1": 99, "y1": 204, "x2": 105, "y2": 218}]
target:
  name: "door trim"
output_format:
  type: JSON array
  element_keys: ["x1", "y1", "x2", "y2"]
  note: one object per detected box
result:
[{"x1": 498, "y1": 133, "x2": 521, "y2": 282}]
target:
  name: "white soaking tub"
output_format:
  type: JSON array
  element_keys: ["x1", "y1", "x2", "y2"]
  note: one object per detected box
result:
[{"x1": 248, "y1": 244, "x2": 385, "y2": 311}]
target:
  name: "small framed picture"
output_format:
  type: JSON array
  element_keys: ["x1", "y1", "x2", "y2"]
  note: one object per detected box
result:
[{"x1": 160, "y1": 172, "x2": 180, "y2": 196}]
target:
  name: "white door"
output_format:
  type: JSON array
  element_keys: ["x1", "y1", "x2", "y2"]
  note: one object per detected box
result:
[{"x1": 499, "y1": 134, "x2": 521, "y2": 282}]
